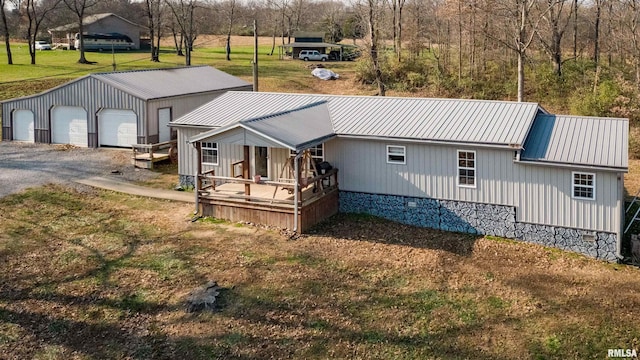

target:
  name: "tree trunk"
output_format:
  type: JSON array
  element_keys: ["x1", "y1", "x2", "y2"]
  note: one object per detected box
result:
[
  {"x1": 0, "y1": 0, "x2": 11, "y2": 65},
  {"x1": 368, "y1": 0, "x2": 385, "y2": 96},
  {"x1": 573, "y1": 0, "x2": 578, "y2": 59},
  {"x1": 146, "y1": 0, "x2": 159, "y2": 62},
  {"x1": 78, "y1": 21, "x2": 88, "y2": 63},
  {"x1": 517, "y1": 50, "x2": 525, "y2": 102},
  {"x1": 593, "y1": 0, "x2": 601, "y2": 66}
]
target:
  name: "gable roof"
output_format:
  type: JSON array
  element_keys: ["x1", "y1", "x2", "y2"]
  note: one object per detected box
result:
[
  {"x1": 190, "y1": 102, "x2": 335, "y2": 151},
  {"x1": 1, "y1": 66, "x2": 252, "y2": 104},
  {"x1": 49, "y1": 13, "x2": 145, "y2": 32},
  {"x1": 174, "y1": 91, "x2": 542, "y2": 148},
  {"x1": 91, "y1": 66, "x2": 251, "y2": 100},
  {"x1": 521, "y1": 114, "x2": 628, "y2": 170}
]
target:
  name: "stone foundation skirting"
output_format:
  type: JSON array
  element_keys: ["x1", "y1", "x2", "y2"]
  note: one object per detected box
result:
[
  {"x1": 179, "y1": 175, "x2": 195, "y2": 188},
  {"x1": 339, "y1": 191, "x2": 617, "y2": 261}
]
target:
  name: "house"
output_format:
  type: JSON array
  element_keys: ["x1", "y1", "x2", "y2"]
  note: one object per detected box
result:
[
  {"x1": 278, "y1": 32, "x2": 353, "y2": 60},
  {"x1": 170, "y1": 91, "x2": 628, "y2": 262},
  {"x1": 1, "y1": 66, "x2": 252, "y2": 148},
  {"x1": 48, "y1": 13, "x2": 146, "y2": 50}
]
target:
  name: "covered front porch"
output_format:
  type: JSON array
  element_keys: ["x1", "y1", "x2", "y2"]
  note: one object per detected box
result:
[{"x1": 190, "y1": 101, "x2": 339, "y2": 232}]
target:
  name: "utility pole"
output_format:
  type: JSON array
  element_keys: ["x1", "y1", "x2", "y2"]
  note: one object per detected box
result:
[{"x1": 253, "y1": 19, "x2": 258, "y2": 92}]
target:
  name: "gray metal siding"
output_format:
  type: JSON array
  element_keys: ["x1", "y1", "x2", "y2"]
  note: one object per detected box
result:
[
  {"x1": 325, "y1": 137, "x2": 621, "y2": 233},
  {"x1": 177, "y1": 127, "x2": 243, "y2": 178},
  {"x1": 148, "y1": 91, "x2": 232, "y2": 141},
  {"x1": 2, "y1": 77, "x2": 146, "y2": 146}
]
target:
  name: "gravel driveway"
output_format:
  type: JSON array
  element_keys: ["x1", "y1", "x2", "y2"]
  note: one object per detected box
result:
[{"x1": 0, "y1": 142, "x2": 159, "y2": 198}]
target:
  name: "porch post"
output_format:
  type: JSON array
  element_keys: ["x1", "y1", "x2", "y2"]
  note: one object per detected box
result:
[
  {"x1": 293, "y1": 151, "x2": 301, "y2": 232},
  {"x1": 243, "y1": 145, "x2": 251, "y2": 196},
  {"x1": 194, "y1": 141, "x2": 202, "y2": 214}
]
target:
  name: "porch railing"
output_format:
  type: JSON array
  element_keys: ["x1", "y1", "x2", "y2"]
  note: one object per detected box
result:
[{"x1": 197, "y1": 168, "x2": 339, "y2": 207}]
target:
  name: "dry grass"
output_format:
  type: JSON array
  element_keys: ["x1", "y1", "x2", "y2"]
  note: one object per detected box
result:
[{"x1": 0, "y1": 185, "x2": 639, "y2": 359}]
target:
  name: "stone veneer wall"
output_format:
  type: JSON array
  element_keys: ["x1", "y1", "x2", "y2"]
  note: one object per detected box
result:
[
  {"x1": 339, "y1": 191, "x2": 618, "y2": 261},
  {"x1": 179, "y1": 175, "x2": 195, "y2": 188}
]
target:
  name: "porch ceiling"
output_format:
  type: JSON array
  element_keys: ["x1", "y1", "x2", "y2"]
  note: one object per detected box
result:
[{"x1": 189, "y1": 102, "x2": 335, "y2": 151}]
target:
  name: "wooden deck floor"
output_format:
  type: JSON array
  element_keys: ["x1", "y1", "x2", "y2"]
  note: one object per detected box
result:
[{"x1": 202, "y1": 182, "x2": 319, "y2": 202}]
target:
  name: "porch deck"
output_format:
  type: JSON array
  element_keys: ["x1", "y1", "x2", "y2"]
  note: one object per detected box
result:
[
  {"x1": 197, "y1": 168, "x2": 339, "y2": 232},
  {"x1": 131, "y1": 140, "x2": 176, "y2": 169}
]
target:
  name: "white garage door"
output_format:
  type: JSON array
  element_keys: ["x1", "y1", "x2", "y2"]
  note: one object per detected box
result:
[
  {"x1": 158, "y1": 108, "x2": 172, "y2": 142},
  {"x1": 51, "y1": 106, "x2": 88, "y2": 147},
  {"x1": 98, "y1": 109, "x2": 137, "y2": 147},
  {"x1": 12, "y1": 110, "x2": 34, "y2": 142}
]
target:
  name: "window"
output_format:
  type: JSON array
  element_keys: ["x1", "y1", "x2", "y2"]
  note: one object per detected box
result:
[
  {"x1": 457, "y1": 150, "x2": 476, "y2": 187},
  {"x1": 572, "y1": 172, "x2": 595, "y2": 200},
  {"x1": 291, "y1": 144, "x2": 324, "y2": 161},
  {"x1": 201, "y1": 142, "x2": 218, "y2": 165},
  {"x1": 387, "y1": 145, "x2": 406, "y2": 164}
]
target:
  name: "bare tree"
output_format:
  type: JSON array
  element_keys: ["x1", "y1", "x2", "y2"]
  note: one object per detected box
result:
[
  {"x1": 1, "y1": 0, "x2": 12, "y2": 64},
  {"x1": 165, "y1": 0, "x2": 199, "y2": 65},
  {"x1": 364, "y1": 0, "x2": 385, "y2": 96},
  {"x1": 535, "y1": 0, "x2": 574, "y2": 77},
  {"x1": 145, "y1": 0, "x2": 164, "y2": 62},
  {"x1": 483, "y1": 0, "x2": 541, "y2": 102},
  {"x1": 24, "y1": 0, "x2": 63, "y2": 64},
  {"x1": 593, "y1": 0, "x2": 603, "y2": 66},
  {"x1": 221, "y1": 0, "x2": 236, "y2": 61},
  {"x1": 64, "y1": 0, "x2": 100, "y2": 64}
]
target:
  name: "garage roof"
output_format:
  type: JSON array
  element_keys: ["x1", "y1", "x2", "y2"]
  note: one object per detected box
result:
[
  {"x1": 93, "y1": 66, "x2": 251, "y2": 100},
  {"x1": 0, "y1": 66, "x2": 252, "y2": 104}
]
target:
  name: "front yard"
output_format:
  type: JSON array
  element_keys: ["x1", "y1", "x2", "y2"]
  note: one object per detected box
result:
[{"x1": 1, "y1": 184, "x2": 639, "y2": 359}]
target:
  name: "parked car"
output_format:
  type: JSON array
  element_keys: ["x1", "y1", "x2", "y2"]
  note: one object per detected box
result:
[
  {"x1": 298, "y1": 50, "x2": 328, "y2": 62},
  {"x1": 34, "y1": 41, "x2": 52, "y2": 50}
]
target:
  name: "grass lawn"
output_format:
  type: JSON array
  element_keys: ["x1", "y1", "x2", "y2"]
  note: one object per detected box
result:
[
  {"x1": 0, "y1": 185, "x2": 639, "y2": 359},
  {"x1": 2, "y1": 37, "x2": 640, "y2": 359},
  {"x1": 0, "y1": 37, "x2": 365, "y2": 101}
]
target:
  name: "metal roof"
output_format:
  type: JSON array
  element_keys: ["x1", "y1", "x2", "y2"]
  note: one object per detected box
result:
[
  {"x1": 0, "y1": 67, "x2": 251, "y2": 105},
  {"x1": 174, "y1": 92, "x2": 541, "y2": 148},
  {"x1": 190, "y1": 102, "x2": 335, "y2": 150},
  {"x1": 521, "y1": 114, "x2": 628, "y2": 170},
  {"x1": 49, "y1": 13, "x2": 145, "y2": 32},
  {"x1": 92, "y1": 66, "x2": 251, "y2": 100},
  {"x1": 279, "y1": 42, "x2": 345, "y2": 48}
]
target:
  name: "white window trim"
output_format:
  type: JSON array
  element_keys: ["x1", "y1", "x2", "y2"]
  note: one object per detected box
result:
[
  {"x1": 457, "y1": 150, "x2": 476, "y2": 189},
  {"x1": 572, "y1": 171, "x2": 596, "y2": 201},
  {"x1": 201, "y1": 141, "x2": 218, "y2": 166},
  {"x1": 386, "y1": 145, "x2": 406, "y2": 164},
  {"x1": 290, "y1": 144, "x2": 324, "y2": 161}
]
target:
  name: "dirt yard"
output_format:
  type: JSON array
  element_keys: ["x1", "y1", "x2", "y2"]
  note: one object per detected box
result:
[{"x1": 0, "y1": 185, "x2": 639, "y2": 359}]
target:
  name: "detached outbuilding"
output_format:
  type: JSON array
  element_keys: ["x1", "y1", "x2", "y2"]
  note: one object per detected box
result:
[
  {"x1": 171, "y1": 92, "x2": 628, "y2": 262},
  {"x1": 1, "y1": 66, "x2": 252, "y2": 148},
  {"x1": 49, "y1": 13, "x2": 146, "y2": 50}
]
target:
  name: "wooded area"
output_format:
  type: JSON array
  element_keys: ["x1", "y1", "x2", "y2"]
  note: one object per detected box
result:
[{"x1": 3, "y1": 0, "x2": 640, "y2": 123}]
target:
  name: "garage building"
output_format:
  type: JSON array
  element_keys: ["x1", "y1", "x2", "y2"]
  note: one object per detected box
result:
[{"x1": 1, "y1": 66, "x2": 252, "y2": 148}]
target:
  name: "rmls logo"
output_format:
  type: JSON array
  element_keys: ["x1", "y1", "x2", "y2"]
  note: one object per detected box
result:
[{"x1": 608, "y1": 349, "x2": 638, "y2": 358}]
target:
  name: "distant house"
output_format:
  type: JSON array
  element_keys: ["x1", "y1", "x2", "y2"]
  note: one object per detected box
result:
[
  {"x1": 279, "y1": 32, "x2": 352, "y2": 60},
  {"x1": 48, "y1": 13, "x2": 146, "y2": 50},
  {"x1": 1, "y1": 66, "x2": 251, "y2": 149},
  {"x1": 170, "y1": 91, "x2": 628, "y2": 262}
]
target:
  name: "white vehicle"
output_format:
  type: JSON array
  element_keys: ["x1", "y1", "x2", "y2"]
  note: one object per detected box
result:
[
  {"x1": 34, "y1": 41, "x2": 51, "y2": 50},
  {"x1": 74, "y1": 33, "x2": 135, "y2": 51},
  {"x1": 298, "y1": 50, "x2": 328, "y2": 62}
]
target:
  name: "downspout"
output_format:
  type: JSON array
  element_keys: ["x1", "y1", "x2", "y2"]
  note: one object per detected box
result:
[{"x1": 293, "y1": 151, "x2": 301, "y2": 232}]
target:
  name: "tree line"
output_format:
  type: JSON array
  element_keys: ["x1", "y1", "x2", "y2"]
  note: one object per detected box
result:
[{"x1": 3, "y1": 1, "x2": 640, "y2": 114}]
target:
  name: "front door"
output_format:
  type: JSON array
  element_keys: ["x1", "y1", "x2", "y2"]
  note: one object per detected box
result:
[{"x1": 254, "y1": 146, "x2": 269, "y2": 179}]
